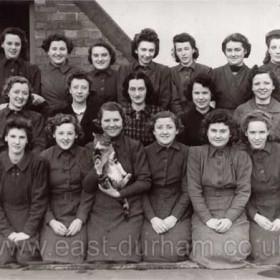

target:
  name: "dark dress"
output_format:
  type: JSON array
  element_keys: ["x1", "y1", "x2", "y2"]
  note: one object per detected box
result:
[
  {"x1": 247, "y1": 142, "x2": 280, "y2": 264},
  {"x1": 170, "y1": 62, "x2": 212, "y2": 115},
  {"x1": 0, "y1": 151, "x2": 47, "y2": 265},
  {"x1": 83, "y1": 133, "x2": 151, "y2": 263},
  {"x1": 141, "y1": 141, "x2": 192, "y2": 262},
  {"x1": 187, "y1": 145, "x2": 252, "y2": 269},
  {"x1": 40, "y1": 145, "x2": 94, "y2": 264},
  {"x1": 213, "y1": 64, "x2": 252, "y2": 112}
]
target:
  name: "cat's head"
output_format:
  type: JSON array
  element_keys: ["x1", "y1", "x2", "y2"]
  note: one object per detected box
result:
[{"x1": 92, "y1": 133, "x2": 111, "y2": 151}]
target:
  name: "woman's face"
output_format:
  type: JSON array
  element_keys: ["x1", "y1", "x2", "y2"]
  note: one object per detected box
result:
[
  {"x1": 5, "y1": 128, "x2": 28, "y2": 156},
  {"x1": 53, "y1": 123, "x2": 77, "y2": 150},
  {"x1": 48, "y1": 40, "x2": 68, "y2": 66},
  {"x1": 192, "y1": 82, "x2": 211, "y2": 111},
  {"x1": 69, "y1": 78, "x2": 90, "y2": 104},
  {"x1": 91, "y1": 46, "x2": 111, "y2": 70},
  {"x1": 8, "y1": 82, "x2": 29, "y2": 111},
  {"x1": 1, "y1": 33, "x2": 21, "y2": 59},
  {"x1": 153, "y1": 117, "x2": 178, "y2": 147},
  {"x1": 225, "y1": 41, "x2": 246, "y2": 66},
  {"x1": 245, "y1": 120, "x2": 269, "y2": 150},
  {"x1": 207, "y1": 122, "x2": 230, "y2": 149},
  {"x1": 135, "y1": 41, "x2": 155, "y2": 66},
  {"x1": 128, "y1": 79, "x2": 147, "y2": 106},
  {"x1": 175, "y1": 41, "x2": 194, "y2": 66},
  {"x1": 101, "y1": 110, "x2": 123, "y2": 138},
  {"x1": 268, "y1": 38, "x2": 280, "y2": 64},
  {"x1": 252, "y1": 73, "x2": 275, "y2": 102}
]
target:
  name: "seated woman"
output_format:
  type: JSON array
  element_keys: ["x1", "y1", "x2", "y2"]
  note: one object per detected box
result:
[
  {"x1": 141, "y1": 111, "x2": 192, "y2": 262},
  {"x1": 241, "y1": 110, "x2": 280, "y2": 264},
  {"x1": 40, "y1": 114, "x2": 94, "y2": 264},
  {"x1": 0, "y1": 116, "x2": 47, "y2": 266},
  {"x1": 187, "y1": 109, "x2": 252, "y2": 269},
  {"x1": 0, "y1": 76, "x2": 46, "y2": 154},
  {"x1": 82, "y1": 102, "x2": 151, "y2": 263},
  {"x1": 234, "y1": 68, "x2": 280, "y2": 140},
  {"x1": 178, "y1": 75, "x2": 216, "y2": 146},
  {"x1": 122, "y1": 71, "x2": 162, "y2": 146}
]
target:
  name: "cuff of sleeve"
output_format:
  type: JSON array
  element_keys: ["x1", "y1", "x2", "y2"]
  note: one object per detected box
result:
[
  {"x1": 45, "y1": 212, "x2": 55, "y2": 225},
  {"x1": 224, "y1": 210, "x2": 238, "y2": 222},
  {"x1": 201, "y1": 213, "x2": 212, "y2": 224},
  {"x1": 2, "y1": 229, "x2": 14, "y2": 239}
]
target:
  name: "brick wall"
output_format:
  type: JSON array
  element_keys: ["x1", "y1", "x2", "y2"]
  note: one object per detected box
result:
[{"x1": 34, "y1": 0, "x2": 129, "y2": 70}]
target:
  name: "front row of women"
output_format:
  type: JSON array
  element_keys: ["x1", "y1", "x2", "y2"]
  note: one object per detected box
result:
[{"x1": 0, "y1": 102, "x2": 279, "y2": 269}]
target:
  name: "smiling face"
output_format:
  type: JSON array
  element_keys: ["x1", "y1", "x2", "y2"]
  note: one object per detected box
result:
[
  {"x1": 128, "y1": 78, "x2": 147, "y2": 107},
  {"x1": 174, "y1": 41, "x2": 194, "y2": 66},
  {"x1": 53, "y1": 123, "x2": 77, "y2": 150},
  {"x1": 153, "y1": 117, "x2": 178, "y2": 147},
  {"x1": 48, "y1": 40, "x2": 68, "y2": 66},
  {"x1": 5, "y1": 128, "x2": 28, "y2": 156},
  {"x1": 252, "y1": 73, "x2": 275, "y2": 103},
  {"x1": 246, "y1": 120, "x2": 269, "y2": 150},
  {"x1": 91, "y1": 46, "x2": 111, "y2": 70},
  {"x1": 268, "y1": 38, "x2": 280, "y2": 64},
  {"x1": 207, "y1": 122, "x2": 230, "y2": 148},
  {"x1": 135, "y1": 41, "x2": 155, "y2": 66},
  {"x1": 101, "y1": 110, "x2": 123, "y2": 138},
  {"x1": 1, "y1": 34, "x2": 22, "y2": 59},
  {"x1": 225, "y1": 41, "x2": 246, "y2": 66},
  {"x1": 8, "y1": 82, "x2": 29, "y2": 111},
  {"x1": 192, "y1": 82, "x2": 212, "y2": 112},
  {"x1": 69, "y1": 78, "x2": 90, "y2": 104}
]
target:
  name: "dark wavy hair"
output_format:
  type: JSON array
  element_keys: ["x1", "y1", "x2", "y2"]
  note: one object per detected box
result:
[
  {"x1": 88, "y1": 39, "x2": 116, "y2": 65},
  {"x1": 222, "y1": 33, "x2": 251, "y2": 58},
  {"x1": 0, "y1": 27, "x2": 28, "y2": 60},
  {"x1": 122, "y1": 71, "x2": 154, "y2": 104},
  {"x1": 3, "y1": 115, "x2": 33, "y2": 151},
  {"x1": 201, "y1": 109, "x2": 240, "y2": 146},
  {"x1": 67, "y1": 71, "x2": 92, "y2": 90},
  {"x1": 2, "y1": 76, "x2": 33, "y2": 107},
  {"x1": 185, "y1": 74, "x2": 217, "y2": 102},
  {"x1": 173, "y1": 32, "x2": 199, "y2": 62},
  {"x1": 131, "y1": 28, "x2": 160, "y2": 60},
  {"x1": 41, "y1": 33, "x2": 74, "y2": 54},
  {"x1": 45, "y1": 113, "x2": 84, "y2": 146},
  {"x1": 263, "y1": 29, "x2": 280, "y2": 64}
]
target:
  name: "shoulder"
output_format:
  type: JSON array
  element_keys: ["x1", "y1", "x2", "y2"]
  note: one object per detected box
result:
[
  {"x1": 24, "y1": 110, "x2": 44, "y2": 121},
  {"x1": 152, "y1": 61, "x2": 169, "y2": 71},
  {"x1": 145, "y1": 141, "x2": 157, "y2": 154},
  {"x1": 213, "y1": 64, "x2": 227, "y2": 72},
  {"x1": 40, "y1": 146, "x2": 55, "y2": 159},
  {"x1": 195, "y1": 62, "x2": 212, "y2": 71},
  {"x1": 230, "y1": 146, "x2": 251, "y2": 162}
]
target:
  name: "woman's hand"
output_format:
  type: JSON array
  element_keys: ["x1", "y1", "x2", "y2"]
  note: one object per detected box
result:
[
  {"x1": 215, "y1": 218, "x2": 232, "y2": 233},
  {"x1": 271, "y1": 219, "x2": 280, "y2": 231},
  {"x1": 66, "y1": 218, "x2": 83, "y2": 236},
  {"x1": 13, "y1": 232, "x2": 30, "y2": 243},
  {"x1": 98, "y1": 184, "x2": 120, "y2": 198},
  {"x1": 49, "y1": 219, "x2": 68, "y2": 236},
  {"x1": 206, "y1": 218, "x2": 219, "y2": 230},
  {"x1": 32, "y1": 93, "x2": 45, "y2": 105},
  {"x1": 163, "y1": 215, "x2": 178, "y2": 230},
  {"x1": 254, "y1": 213, "x2": 273, "y2": 231},
  {"x1": 151, "y1": 217, "x2": 168, "y2": 234}
]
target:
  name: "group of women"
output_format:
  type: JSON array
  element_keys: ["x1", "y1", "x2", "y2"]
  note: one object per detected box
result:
[{"x1": 0, "y1": 25, "x2": 280, "y2": 269}]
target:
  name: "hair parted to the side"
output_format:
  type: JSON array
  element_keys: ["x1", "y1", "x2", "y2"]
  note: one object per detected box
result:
[
  {"x1": 41, "y1": 33, "x2": 74, "y2": 54},
  {"x1": 263, "y1": 29, "x2": 280, "y2": 64}
]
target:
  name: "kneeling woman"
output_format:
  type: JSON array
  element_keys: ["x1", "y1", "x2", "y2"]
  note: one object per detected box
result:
[
  {"x1": 242, "y1": 110, "x2": 280, "y2": 264},
  {"x1": 40, "y1": 114, "x2": 94, "y2": 263},
  {"x1": 187, "y1": 110, "x2": 252, "y2": 269},
  {"x1": 0, "y1": 116, "x2": 47, "y2": 265},
  {"x1": 141, "y1": 111, "x2": 192, "y2": 262}
]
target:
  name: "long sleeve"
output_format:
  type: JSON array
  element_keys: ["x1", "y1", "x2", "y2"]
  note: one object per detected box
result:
[
  {"x1": 247, "y1": 199, "x2": 258, "y2": 221},
  {"x1": 29, "y1": 64, "x2": 41, "y2": 95},
  {"x1": 142, "y1": 193, "x2": 156, "y2": 221},
  {"x1": 169, "y1": 81, "x2": 183, "y2": 115},
  {"x1": 158, "y1": 65, "x2": 171, "y2": 110},
  {"x1": 0, "y1": 196, "x2": 14, "y2": 238},
  {"x1": 117, "y1": 64, "x2": 130, "y2": 106},
  {"x1": 31, "y1": 113, "x2": 46, "y2": 154}
]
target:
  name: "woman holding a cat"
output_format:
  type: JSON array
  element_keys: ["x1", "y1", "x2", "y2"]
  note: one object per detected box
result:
[{"x1": 83, "y1": 102, "x2": 151, "y2": 263}]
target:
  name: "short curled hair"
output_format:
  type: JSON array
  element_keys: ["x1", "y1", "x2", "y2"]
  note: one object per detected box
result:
[
  {"x1": 67, "y1": 71, "x2": 92, "y2": 91},
  {"x1": 88, "y1": 39, "x2": 116, "y2": 65},
  {"x1": 222, "y1": 33, "x2": 251, "y2": 58},
  {"x1": 173, "y1": 33, "x2": 199, "y2": 62},
  {"x1": 0, "y1": 27, "x2": 28, "y2": 60},
  {"x1": 122, "y1": 71, "x2": 154, "y2": 104},
  {"x1": 201, "y1": 109, "x2": 240, "y2": 146},
  {"x1": 263, "y1": 29, "x2": 280, "y2": 64},
  {"x1": 131, "y1": 28, "x2": 160, "y2": 60},
  {"x1": 45, "y1": 113, "x2": 84, "y2": 145},
  {"x1": 41, "y1": 33, "x2": 74, "y2": 54},
  {"x1": 185, "y1": 74, "x2": 217, "y2": 102},
  {"x1": 3, "y1": 115, "x2": 33, "y2": 151},
  {"x1": 2, "y1": 76, "x2": 32, "y2": 107}
]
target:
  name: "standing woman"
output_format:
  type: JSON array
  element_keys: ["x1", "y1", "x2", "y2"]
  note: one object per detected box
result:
[
  {"x1": 187, "y1": 110, "x2": 252, "y2": 269},
  {"x1": 0, "y1": 116, "x2": 47, "y2": 265},
  {"x1": 241, "y1": 110, "x2": 280, "y2": 264},
  {"x1": 141, "y1": 111, "x2": 192, "y2": 262},
  {"x1": 261, "y1": 29, "x2": 280, "y2": 101},
  {"x1": 87, "y1": 39, "x2": 118, "y2": 104},
  {"x1": 122, "y1": 71, "x2": 162, "y2": 146},
  {"x1": 213, "y1": 33, "x2": 252, "y2": 112},
  {"x1": 0, "y1": 27, "x2": 41, "y2": 105},
  {"x1": 83, "y1": 102, "x2": 151, "y2": 263},
  {"x1": 40, "y1": 114, "x2": 94, "y2": 263},
  {"x1": 118, "y1": 28, "x2": 171, "y2": 110},
  {"x1": 0, "y1": 76, "x2": 45, "y2": 154},
  {"x1": 170, "y1": 33, "x2": 212, "y2": 114}
]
